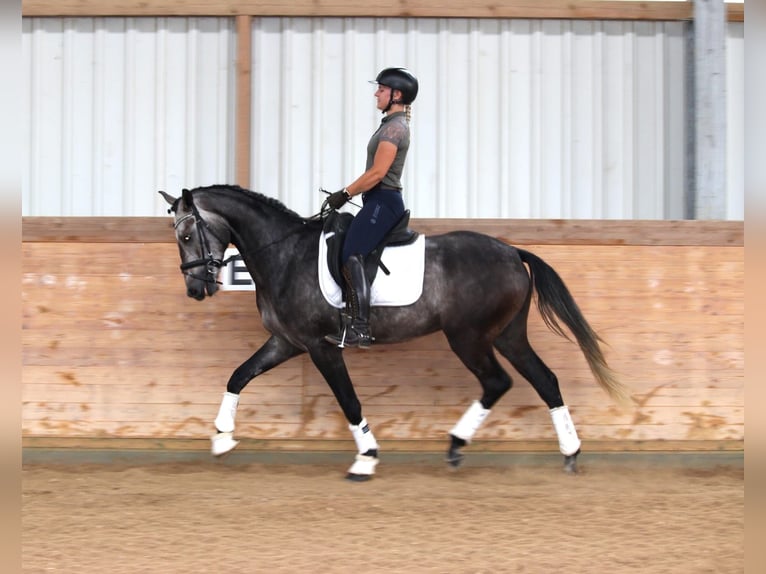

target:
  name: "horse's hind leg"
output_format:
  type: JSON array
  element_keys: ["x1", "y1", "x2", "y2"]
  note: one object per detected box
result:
[
  {"x1": 494, "y1": 321, "x2": 582, "y2": 473},
  {"x1": 444, "y1": 333, "x2": 513, "y2": 468}
]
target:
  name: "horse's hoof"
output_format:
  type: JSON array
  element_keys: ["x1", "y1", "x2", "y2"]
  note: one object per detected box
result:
[
  {"x1": 446, "y1": 450, "x2": 464, "y2": 469},
  {"x1": 345, "y1": 472, "x2": 373, "y2": 482},
  {"x1": 211, "y1": 432, "x2": 239, "y2": 457},
  {"x1": 346, "y1": 453, "x2": 378, "y2": 480},
  {"x1": 563, "y1": 450, "x2": 580, "y2": 474}
]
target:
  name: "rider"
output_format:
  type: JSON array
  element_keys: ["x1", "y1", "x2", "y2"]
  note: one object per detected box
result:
[{"x1": 324, "y1": 67, "x2": 419, "y2": 349}]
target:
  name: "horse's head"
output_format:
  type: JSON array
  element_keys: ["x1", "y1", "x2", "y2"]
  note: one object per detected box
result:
[{"x1": 159, "y1": 188, "x2": 230, "y2": 301}]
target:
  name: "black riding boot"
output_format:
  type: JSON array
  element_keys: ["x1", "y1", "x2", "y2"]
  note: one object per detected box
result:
[{"x1": 325, "y1": 254, "x2": 373, "y2": 348}]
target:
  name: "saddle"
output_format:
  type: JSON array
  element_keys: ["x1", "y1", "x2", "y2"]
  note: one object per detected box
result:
[{"x1": 323, "y1": 210, "x2": 419, "y2": 289}]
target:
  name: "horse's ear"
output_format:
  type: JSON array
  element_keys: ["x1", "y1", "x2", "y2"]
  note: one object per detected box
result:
[
  {"x1": 158, "y1": 190, "x2": 177, "y2": 207},
  {"x1": 182, "y1": 188, "x2": 194, "y2": 208},
  {"x1": 158, "y1": 190, "x2": 179, "y2": 214}
]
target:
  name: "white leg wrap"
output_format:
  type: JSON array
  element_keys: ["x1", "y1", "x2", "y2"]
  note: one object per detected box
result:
[
  {"x1": 214, "y1": 392, "x2": 240, "y2": 433},
  {"x1": 450, "y1": 400, "x2": 491, "y2": 443},
  {"x1": 550, "y1": 405, "x2": 581, "y2": 456},
  {"x1": 349, "y1": 418, "x2": 379, "y2": 454},
  {"x1": 210, "y1": 432, "x2": 240, "y2": 456},
  {"x1": 347, "y1": 453, "x2": 379, "y2": 476}
]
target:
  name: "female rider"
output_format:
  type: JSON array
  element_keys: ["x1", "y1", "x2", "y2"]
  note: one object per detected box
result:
[{"x1": 325, "y1": 67, "x2": 419, "y2": 348}]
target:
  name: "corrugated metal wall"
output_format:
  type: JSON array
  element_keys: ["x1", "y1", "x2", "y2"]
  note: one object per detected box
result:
[
  {"x1": 22, "y1": 17, "x2": 236, "y2": 216},
  {"x1": 22, "y1": 16, "x2": 744, "y2": 219},
  {"x1": 252, "y1": 17, "x2": 693, "y2": 219}
]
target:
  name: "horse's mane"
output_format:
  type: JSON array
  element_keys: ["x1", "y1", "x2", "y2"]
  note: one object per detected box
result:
[{"x1": 190, "y1": 184, "x2": 320, "y2": 226}]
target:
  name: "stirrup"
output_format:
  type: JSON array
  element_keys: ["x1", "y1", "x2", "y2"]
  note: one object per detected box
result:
[
  {"x1": 348, "y1": 324, "x2": 373, "y2": 349},
  {"x1": 325, "y1": 326, "x2": 350, "y2": 348},
  {"x1": 325, "y1": 312, "x2": 352, "y2": 348},
  {"x1": 325, "y1": 323, "x2": 373, "y2": 349}
]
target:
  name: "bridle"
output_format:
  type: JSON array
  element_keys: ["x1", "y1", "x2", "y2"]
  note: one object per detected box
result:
[
  {"x1": 173, "y1": 198, "x2": 236, "y2": 293},
  {"x1": 170, "y1": 189, "x2": 322, "y2": 293}
]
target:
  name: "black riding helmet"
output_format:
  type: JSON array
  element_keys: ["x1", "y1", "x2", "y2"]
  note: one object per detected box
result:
[{"x1": 371, "y1": 67, "x2": 418, "y2": 112}]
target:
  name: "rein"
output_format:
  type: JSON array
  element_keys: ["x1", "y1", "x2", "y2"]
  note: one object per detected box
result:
[
  {"x1": 174, "y1": 194, "x2": 319, "y2": 289},
  {"x1": 244, "y1": 222, "x2": 310, "y2": 258}
]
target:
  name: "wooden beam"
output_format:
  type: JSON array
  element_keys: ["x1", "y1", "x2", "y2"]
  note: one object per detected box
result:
[
  {"x1": 726, "y1": 3, "x2": 744, "y2": 22},
  {"x1": 22, "y1": 217, "x2": 744, "y2": 246},
  {"x1": 235, "y1": 15, "x2": 252, "y2": 189},
  {"x1": 22, "y1": 0, "x2": 700, "y2": 21},
  {"x1": 20, "y1": 1, "x2": 747, "y2": 21}
]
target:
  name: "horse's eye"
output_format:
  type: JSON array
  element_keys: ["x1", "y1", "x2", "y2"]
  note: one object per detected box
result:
[{"x1": 183, "y1": 235, "x2": 191, "y2": 242}]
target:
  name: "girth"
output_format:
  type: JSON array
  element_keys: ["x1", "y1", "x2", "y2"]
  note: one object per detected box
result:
[{"x1": 323, "y1": 210, "x2": 419, "y2": 288}]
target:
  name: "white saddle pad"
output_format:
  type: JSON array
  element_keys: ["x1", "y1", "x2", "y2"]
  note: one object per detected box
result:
[{"x1": 318, "y1": 232, "x2": 426, "y2": 309}]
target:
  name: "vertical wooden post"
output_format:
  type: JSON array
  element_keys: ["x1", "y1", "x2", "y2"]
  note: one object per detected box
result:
[
  {"x1": 235, "y1": 15, "x2": 252, "y2": 188},
  {"x1": 691, "y1": 0, "x2": 727, "y2": 219}
]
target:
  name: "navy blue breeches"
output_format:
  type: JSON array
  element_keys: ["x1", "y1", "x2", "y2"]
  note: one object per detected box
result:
[{"x1": 342, "y1": 188, "x2": 405, "y2": 263}]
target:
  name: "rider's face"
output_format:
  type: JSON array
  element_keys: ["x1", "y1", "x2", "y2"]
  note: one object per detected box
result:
[{"x1": 375, "y1": 84, "x2": 392, "y2": 110}]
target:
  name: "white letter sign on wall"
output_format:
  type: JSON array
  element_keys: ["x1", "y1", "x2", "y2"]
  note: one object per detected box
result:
[{"x1": 220, "y1": 247, "x2": 255, "y2": 291}]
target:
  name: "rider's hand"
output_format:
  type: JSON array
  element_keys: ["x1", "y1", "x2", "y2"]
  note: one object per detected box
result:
[{"x1": 327, "y1": 188, "x2": 351, "y2": 210}]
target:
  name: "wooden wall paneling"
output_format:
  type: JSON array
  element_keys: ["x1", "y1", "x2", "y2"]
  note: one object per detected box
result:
[{"x1": 21, "y1": 221, "x2": 744, "y2": 450}]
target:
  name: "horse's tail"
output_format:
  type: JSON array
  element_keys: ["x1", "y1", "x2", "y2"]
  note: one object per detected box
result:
[{"x1": 517, "y1": 248, "x2": 635, "y2": 407}]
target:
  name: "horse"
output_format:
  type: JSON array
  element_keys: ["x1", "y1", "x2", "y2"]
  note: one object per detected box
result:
[{"x1": 160, "y1": 184, "x2": 633, "y2": 480}]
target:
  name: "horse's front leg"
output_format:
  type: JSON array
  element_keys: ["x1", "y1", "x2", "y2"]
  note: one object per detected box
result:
[
  {"x1": 211, "y1": 335, "x2": 303, "y2": 456},
  {"x1": 308, "y1": 345, "x2": 379, "y2": 481}
]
